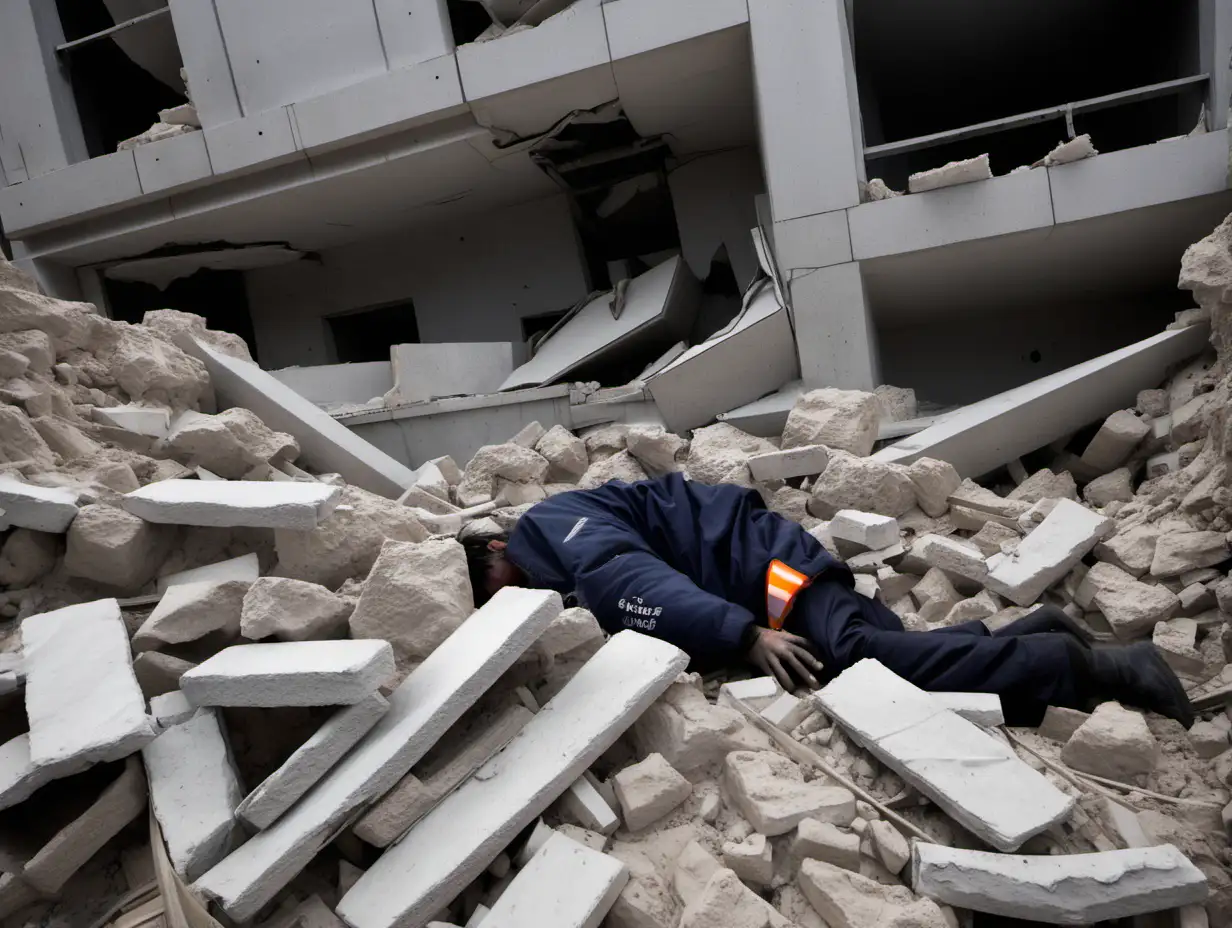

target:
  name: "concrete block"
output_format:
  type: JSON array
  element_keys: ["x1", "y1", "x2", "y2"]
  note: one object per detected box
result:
[
  {"x1": 1082, "y1": 562, "x2": 1179, "y2": 639},
  {"x1": 817, "y1": 660, "x2": 1073, "y2": 851},
  {"x1": 133, "y1": 578, "x2": 250, "y2": 652},
  {"x1": 908, "y1": 154, "x2": 992, "y2": 193},
  {"x1": 680, "y1": 867, "x2": 793, "y2": 928},
  {"x1": 866, "y1": 820, "x2": 910, "y2": 874},
  {"x1": 0, "y1": 734, "x2": 67, "y2": 811},
  {"x1": 613, "y1": 753, "x2": 691, "y2": 832},
  {"x1": 1080, "y1": 410, "x2": 1150, "y2": 473},
  {"x1": 1152, "y1": 532, "x2": 1230, "y2": 579},
  {"x1": 799, "y1": 859, "x2": 947, "y2": 928},
  {"x1": 150, "y1": 690, "x2": 195, "y2": 728},
  {"x1": 481, "y1": 831, "x2": 627, "y2": 928},
  {"x1": 23, "y1": 757, "x2": 147, "y2": 894},
  {"x1": 181, "y1": 640, "x2": 394, "y2": 708},
  {"x1": 1188, "y1": 720, "x2": 1229, "y2": 760},
  {"x1": 91, "y1": 404, "x2": 170, "y2": 438},
  {"x1": 673, "y1": 839, "x2": 722, "y2": 907},
  {"x1": 724, "y1": 750, "x2": 855, "y2": 836},
  {"x1": 984, "y1": 500, "x2": 1115, "y2": 607},
  {"x1": 241, "y1": 576, "x2": 352, "y2": 643},
  {"x1": 558, "y1": 774, "x2": 620, "y2": 837},
  {"x1": 354, "y1": 705, "x2": 534, "y2": 847},
  {"x1": 1061, "y1": 703, "x2": 1159, "y2": 780},
  {"x1": 144, "y1": 708, "x2": 243, "y2": 881},
  {"x1": 913, "y1": 534, "x2": 989, "y2": 586},
  {"x1": 721, "y1": 833, "x2": 774, "y2": 887},
  {"x1": 1153, "y1": 618, "x2": 1205, "y2": 676},
  {"x1": 760, "y1": 692, "x2": 812, "y2": 732},
  {"x1": 22, "y1": 599, "x2": 156, "y2": 770},
  {"x1": 791, "y1": 819, "x2": 859, "y2": 872},
  {"x1": 911, "y1": 842, "x2": 1208, "y2": 925},
  {"x1": 133, "y1": 652, "x2": 197, "y2": 700},
  {"x1": 930, "y1": 692, "x2": 1004, "y2": 727},
  {"x1": 238, "y1": 693, "x2": 389, "y2": 831},
  {"x1": 0, "y1": 475, "x2": 78, "y2": 532},
  {"x1": 123, "y1": 480, "x2": 341, "y2": 529},
  {"x1": 717, "y1": 677, "x2": 779, "y2": 710},
  {"x1": 335, "y1": 631, "x2": 689, "y2": 928},
  {"x1": 1099, "y1": 798, "x2": 1150, "y2": 849},
  {"x1": 829, "y1": 511, "x2": 899, "y2": 553},
  {"x1": 633, "y1": 680, "x2": 763, "y2": 775},
  {"x1": 747, "y1": 445, "x2": 830, "y2": 482},
  {"x1": 194, "y1": 588, "x2": 562, "y2": 921}
]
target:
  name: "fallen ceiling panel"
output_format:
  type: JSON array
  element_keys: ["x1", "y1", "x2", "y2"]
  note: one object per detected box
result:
[{"x1": 500, "y1": 254, "x2": 700, "y2": 390}]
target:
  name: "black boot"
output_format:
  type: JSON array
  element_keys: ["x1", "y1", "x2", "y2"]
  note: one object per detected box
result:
[
  {"x1": 1071, "y1": 640, "x2": 1194, "y2": 729},
  {"x1": 992, "y1": 603, "x2": 1093, "y2": 647}
]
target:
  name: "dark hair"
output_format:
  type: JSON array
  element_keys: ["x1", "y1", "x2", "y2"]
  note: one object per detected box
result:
[{"x1": 462, "y1": 533, "x2": 507, "y2": 607}]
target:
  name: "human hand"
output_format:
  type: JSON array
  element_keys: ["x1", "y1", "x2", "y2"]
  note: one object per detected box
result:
[{"x1": 746, "y1": 627, "x2": 823, "y2": 691}]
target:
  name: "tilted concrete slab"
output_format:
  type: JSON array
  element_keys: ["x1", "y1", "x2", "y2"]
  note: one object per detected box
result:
[
  {"x1": 930, "y1": 692, "x2": 1004, "y2": 728},
  {"x1": 480, "y1": 831, "x2": 628, "y2": 928},
  {"x1": 0, "y1": 476, "x2": 78, "y2": 532},
  {"x1": 194, "y1": 588, "x2": 562, "y2": 922},
  {"x1": 158, "y1": 552, "x2": 261, "y2": 592},
  {"x1": 817, "y1": 660, "x2": 1073, "y2": 851},
  {"x1": 985, "y1": 500, "x2": 1114, "y2": 607},
  {"x1": 912, "y1": 842, "x2": 1207, "y2": 925},
  {"x1": 873, "y1": 325, "x2": 1211, "y2": 478},
  {"x1": 22, "y1": 599, "x2": 156, "y2": 770},
  {"x1": 123, "y1": 480, "x2": 341, "y2": 530},
  {"x1": 336, "y1": 631, "x2": 689, "y2": 928},
  {"x1": 176, "y1": 336, "x2": 420, "y2": 498}
]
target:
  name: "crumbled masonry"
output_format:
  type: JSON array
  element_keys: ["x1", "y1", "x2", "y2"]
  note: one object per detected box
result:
[{"x1": 0, "y1": 213, "x2": 1231, "y2": 928}]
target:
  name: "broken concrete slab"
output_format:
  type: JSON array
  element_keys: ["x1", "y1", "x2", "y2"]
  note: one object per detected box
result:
[
  {"x1": 1083, "y1": 468, "x2": 1134, "y2": 508},
  {"x1": 873, "y1": 326, "x2": 1211, "y2": 478},
  {"x1": 241, "y1": 577, "x2": 352, "y2": 642},
  {"x1": 911, "y1": 842, "x2": 1207, "y2": 925},
  {"x1": 23, "y1": 756, "x2": 147, "y2": 895},
  {"x1": 64, "y1": 503, "x2": 173, "y2": 590},
  {"x1": 722, "y1": 833, "x2": 774, "y2": 887},
  {"x1": 194, "y1": 588, "x2": 562, "y2": 921},
  {"x1": 1094, "y1": 525, "x2": 1163, "y2": 578},
  {"x1": 0, "y1": 475, "x2": 78, "y2": 532},
  {"x1": 817, "y1": 660, "x2": 1073, "y2": 851},
  {"x1": 237, "y1": 693, "x2": 389, "y2": 831},
  {"x1": 1061, "y1": 702, "x2": 1159, "y2": 780},
  {"x1": 389, "y1": 343, "x2": 514, "y2": 405},
  {"x1": 781, "y1": 388, "x2": 881, "y2": 457},
  {"x1": 635, "y1": 680, "x2": 764, "y2": 774},
  {"x1": 123, "y1": 480, "x2": 341, "y2": 530},
  {"x1": 0, "y1": 734, "x2": 69, "y2": 812},
  {"x1": 914, "y1": 534, "x2": 989, "y2": 587},
  {"x1": 867, "y1": 820, "x2": 910, "y2": 875},
  {"x1": 800, "y1": 859, "x2": 947, "y2": 928},
  {"x1": 535, "y1": 425, "x2": 589, "y2": 483},
  {"x1": 336, "y1": 631, "x2": 688, "y2": 928},
  {"x1": 1080, "y1": 410, "x2": 1151, "y2": 473},
  {"x1": 481, "y1": 831, "x2": 628, "y2": 928},
  {"x1": 1151, "y1": 532, "x2": 1230, "y2": 578},
  {"x1": 150, "y1": 690, "x2": 194, "y2": 728},
  {"x1": 133, "y1": 578, "x2": 250, "y2": 651},
  {"x1": 908, "y1": 154, "x2": 991, "y2": 193},
  {"x1": 92, "y1": 404, "x2": 170, "y2": 438},
  {"x1": 907, "y1": 458, "x2": 962, "y2": 518},
  {"x1": 23, "y1": 598, "x2": 156, "y2": 770},
  {"x1": 175, "y1": 336, "x2": 420, "y2": 498},
  {"x1": 808, "y1": 451, "x2": 918, "y2": 519},
  {"x1": 673, "y1": 840, "x2": 722, "y2": 908},
  {"x1": 791, "y1": 819, "x2": 859, "y2": 872},
  {"x1": 984, "y1": 499, "x2": 1114, "y2": 607},
  {"x1": 613, "y1": 753, "x2": 691, "y2": 832},
  {"x1": 829, "y1": 511, "x2": 899, "y2": 554},
  {"x1": 930, "y1": 692, "x2": 1004, "y2": 727},
  {"x1": 158, "y1": 552, "x2": 261, "y2": 592},
  {"x1": 680, "y1": 867, "x2": 791, "y2": 928},
  {"x1": 723, "y1": 750, "x2": 855, "y2": 836},
  {"x1": 353, "y1": 704, "x2": 534, "y2": 848},
  {"x1": 1081, "y1": 562, "x2": 1179, "y2": 638},
  {"x1": 144, "y1": 708, "x2": 243, "y2": 882},
  {"x1": 133, "y1": 651, "x2": 196, "y2": 700},
  {"x1": 747, "y1": 445, "x2": 829, "y2": 483},
  {"x1": 181, "y1": 640, "x2": 394, "y2": 708},
  {"x1": 1153, "y1": 618, "x2": 1205, "y2": 675}
]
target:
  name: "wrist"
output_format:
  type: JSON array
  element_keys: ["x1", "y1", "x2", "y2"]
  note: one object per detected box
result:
[{"x1": 740, "y1": 623, "x2": 763, "y2": 654}]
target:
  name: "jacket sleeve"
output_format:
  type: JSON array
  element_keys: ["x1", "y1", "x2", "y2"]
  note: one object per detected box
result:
[{"x1": 575, "y1": 549, "x2": 757, "y2": 664}]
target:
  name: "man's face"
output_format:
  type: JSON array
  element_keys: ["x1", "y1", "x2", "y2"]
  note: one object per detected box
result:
[{"x1": 485, "y1": 539, "x2": 522, "y2": 598}]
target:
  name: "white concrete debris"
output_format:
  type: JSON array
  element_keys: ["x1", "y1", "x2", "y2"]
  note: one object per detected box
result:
[
  {"x1": 723, "y1": 832, "x2": 774, "y2": 886},
  {"x1": 911, "y1": 842, "x2": 1207, "y2": 925},
  {"x1": 817, "y1": 660, "x2": 1073, "y2": 851},
  {"x1": 92, "y1": 403, "x2": 171, "y2": 438},
  {"x1": 0, "y1": 734, "x2": 67, "y2": 811},
  {"x1": 913, "y1": 533, "x2": 989, "y2": 586},
  {"x1": 791, "y1": 818, "x2": 860, "y2": 872},
  {"x1": 481, "y1": 831, "x2": 628, "y2": 928},
  {"x1": 1061, "y1": 702, "x2": 1160, "y2": 779},
  {"x1": 680, "y1": 867, "x2": 791, "y2": 928},
  {"x1": 1080, "y1": 562, "x2": 1179, "y2": 638},
  {"x1": 1041, "y1": 134, "x2": 1097, "y2": 166},
  {"x1": 22, "y1": 599, "x2": 157, "y2": 770},
  {"x1": 133, "y1": 578, "x2": 251, "y2": 651},
  {"x1": 0, "y1": 475, "x2": 78, "y2": 532},
  {"x1": 613, "y1": 753, "x2": 692, "y2": 832},
  {"x1": 760, "y1": 692, "x2": 811, "y2": 732},
  {"x1": 144, "y1": 708, "x2": 243, "y2": 881},
  {"x1": 930, "y1": 692, "x2": 1005, "y2": 727},
  {"x1": 747, "y1": 445, "x2": 829, "y2": 482},
  {"x1": 242, "y1": 576, "x2": 353, "y2": 642},
  {"x1": 717, "y1": 676, "x2": 779, "y2": 709},
  {"x1": 985, "y1": 499, "x2": 1114, "y2": 606},
  {"x1": 123, "y1": 479, "x2": 342, "y2": 529},
  {"x1": 181, "y1": 640, "x2": 394, "y2": 707},
  {"x1": 559, "y1": 773, "x2": 620, "y2": 837},
  {"x1": 150, "y1": 690, "x2": 195, "y2": 728},
  {"x1": 194, "y1": 588, "x2": 562, "y2": 922},
  {"x1": 908, "y1": 154, "x2": 992, "y2": 193},
  {"x1": 829, "y1": 510, "x2": 900, "y2": 553},
  {"x1": 800, "y1": 859, "x2": 948, "y2": 928},
  {"x1": 724, "y1": 750, "x2": 855, "y2": 836},
  {"x1": 1079, "y1": 409, "x2": 1150, "y2": 472},
  {"x1": 336, "y1": 631, "x2": 689, "y2": 928},
  {"x1": 237, "y1": 693, "x2": 390, "y2": 831},
  {"x1": 781, "y1": 389, "x2": 881, "y2": 457},
  {"x1": 160, "y1": 552, "x2": 261, "y2": 591}
]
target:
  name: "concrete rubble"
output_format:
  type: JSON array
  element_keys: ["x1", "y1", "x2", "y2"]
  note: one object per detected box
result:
[{"x1": 2, "y1": 205, "x2": 1232, "y2": 928}]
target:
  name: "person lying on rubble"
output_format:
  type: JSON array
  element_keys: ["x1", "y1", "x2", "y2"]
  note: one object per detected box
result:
[{"x1": 464, "y1": 473, "x2": 1193, "y2": 729}]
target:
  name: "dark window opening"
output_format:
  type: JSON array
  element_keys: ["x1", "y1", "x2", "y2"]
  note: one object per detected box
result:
[
  {"x1": 521, "y1": 309, "x2": 569, "y2": 344},
  {"x1": 53, "y1": 0, "x2": 187, "y2": 158},
  {"x1": 855, "y1": 0, "x2": 1205, "y2": 189},
  {"x1": 104, "y1": 269, "x2": 259, "y2": 363},
  {"x1": 445, "y1": 0, "x2": 496, "y2": 45},
  {"x1": 327, "y1": 302, "x2": 420, "y2": 364}
]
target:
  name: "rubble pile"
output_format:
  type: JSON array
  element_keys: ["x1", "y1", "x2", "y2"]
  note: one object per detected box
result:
[{"x1": 3, "y1": 209, "x2": 1232, "y2": 928}]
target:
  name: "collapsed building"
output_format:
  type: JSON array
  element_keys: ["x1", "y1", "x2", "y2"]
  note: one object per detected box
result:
[{"x1": 3, "y1": 2, "x2": 1232, "y2": 928}]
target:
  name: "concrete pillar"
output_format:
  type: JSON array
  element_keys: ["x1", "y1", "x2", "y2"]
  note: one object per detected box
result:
[
  {"x1": 748, "y1": 0, "x2": 865, "y2": 224},
  {"x1": 790, "y1": 262, "x2": 878, "y2": 391},
  {"x1": 1200, "y1": 0, "x2": 1232, "y2": 130},
  {"x1": 0, "y1": 1, "x2": 88, "y2": 181}
]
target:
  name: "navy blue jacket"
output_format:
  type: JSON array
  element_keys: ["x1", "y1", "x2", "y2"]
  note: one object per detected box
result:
[{"x1": 506, "y1": 474, "x2": 851, "y2": 664}]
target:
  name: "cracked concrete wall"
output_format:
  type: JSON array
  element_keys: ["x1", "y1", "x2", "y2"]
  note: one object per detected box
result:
[{"x1": 243, "y1": 194, "x2": 590, "y2": 369}]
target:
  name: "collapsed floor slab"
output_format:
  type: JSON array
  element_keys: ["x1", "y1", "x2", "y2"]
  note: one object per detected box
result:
[
  {"x1": 816, "y1": 659, "x2": 1073, "y2": 851},
  {"x1": 911, "y1": 842, "x2": 1207, "y2": 925},
  {"x1": 336, "y1": 631, "x2": 689, "y2": 928},
  {"x1": 123, "y1": 480, "x2": 342, "y2": 530},
  {"x1": 194, "y1": 588, "x2": 562, "y2": 922}
]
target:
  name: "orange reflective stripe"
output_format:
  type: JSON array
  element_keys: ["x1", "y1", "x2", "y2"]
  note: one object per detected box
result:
[{"x1": 765, "y1": 559, "x2": 811, "y2": 630}]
